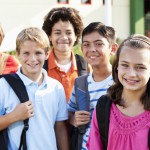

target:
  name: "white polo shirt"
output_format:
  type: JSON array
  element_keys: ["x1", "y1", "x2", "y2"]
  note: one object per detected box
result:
[{"x1": 0, "y1": 68, "x2": 68, "y2": 150}]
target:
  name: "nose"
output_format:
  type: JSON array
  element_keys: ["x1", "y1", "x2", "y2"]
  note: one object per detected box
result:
[
  {"x1": 61, "y1": 33, "x2": 68, "y2": 40},
  {"x1": 89, "y1": 44, "x2": 96, "y2": 52},
  {"x1": 128, "y1": 67, "x2": 137, "y2": 76},
  {"x1": 30, "y1": 54, "x2": 36, "y2": 61}
]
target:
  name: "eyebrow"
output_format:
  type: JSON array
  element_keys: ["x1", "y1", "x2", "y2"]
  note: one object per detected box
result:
[
  {"x1": 120, "y1": 61, "x2": 146, "y2": 66},
  {"x1": 82, "y1": 40, "x2": 103, "y2": 43}
]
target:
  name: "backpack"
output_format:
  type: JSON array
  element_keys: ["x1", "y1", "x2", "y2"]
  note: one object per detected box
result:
[
  {"x1": 96, "y1": 95, "x2": 150, "y2": 150},
  {"x1": 69, "y1": 75, "x2": 90, "y2": 150},
  {"x1": 0, "y1": 73, "x2": 29, "y2": 150},
  {"x1": 43, "y1": 54, "x2": 88, "y2": 76}
]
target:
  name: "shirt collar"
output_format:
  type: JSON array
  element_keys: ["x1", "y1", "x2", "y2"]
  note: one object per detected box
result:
[
  {"x1": 48, "y1": 49, "x2": 77, "y2": 70},
  {"x1": 16, "y1": 67, "x2": 48, "y2": 87}
]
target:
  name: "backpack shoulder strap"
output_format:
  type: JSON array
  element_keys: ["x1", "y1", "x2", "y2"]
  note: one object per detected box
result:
[
  {"x1": 2, "y1": 73, "x2": 29, "y2": 150},
  {"x1": 74, "y1": 74, "x2": 90, "y2": 149},
  {"x1": 75, "y1": 54, "x2": 88, "y2": 76},
  {"x1": 43, "y1": 59, "x2": 48, "y2": 71},
  {"x1": 148, "y1": 129, "x2": 150, "y2": 149},
  {"x1": 75, "y1": 74, "x2": 89, "y2": 111},
  {"x1": 96, "y1": 95, "x2": 112, "y2": 150},
  {"x1": 3, "y1": 74, "x2": 29, "y2": 102}
]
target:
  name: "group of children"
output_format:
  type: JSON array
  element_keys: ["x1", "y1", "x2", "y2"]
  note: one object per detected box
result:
[{"x1": 0, "y1": 6, "x2": 150, "y2": 150}]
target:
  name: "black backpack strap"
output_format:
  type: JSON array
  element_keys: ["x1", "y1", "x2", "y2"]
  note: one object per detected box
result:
[
  {"x1": 43, "y1": 59, "x2": 48, "y2": 71},
  {"x1": 96, "y1": 95, "x2": 112, "y2": 150},
  {"x1": 3, "y1": 74, "x2": 29, "y2": 150},
  {"x1": 75, "y1": 54, "x2": 88, "y2": 76},
  {"x1": 74, "y1": 75, "x2": 90, "y2": 149},
  {"x1": 148, "y1": 129, "x2": 150, "y2": 149}
]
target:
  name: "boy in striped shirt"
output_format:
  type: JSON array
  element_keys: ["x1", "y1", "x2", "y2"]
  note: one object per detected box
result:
[{"x1": 67, "y1": 22, "x2": 118, "y2": 150}]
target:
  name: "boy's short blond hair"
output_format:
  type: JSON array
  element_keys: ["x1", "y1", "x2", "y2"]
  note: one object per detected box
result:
[{"x1": 16, "y1": 27, "x2": 50, "y2": 53}]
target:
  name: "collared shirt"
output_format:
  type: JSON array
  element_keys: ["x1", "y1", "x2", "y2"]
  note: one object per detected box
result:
[
  {"x1": 0, "y1": 67, "x2": 68, "y2": 150},
  {"x1": 47, "y1": 50, "x2": 78, "y2": 102}
]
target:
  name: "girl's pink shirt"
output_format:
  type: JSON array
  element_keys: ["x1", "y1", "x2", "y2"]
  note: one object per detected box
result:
[{"x1": 87, "y1": 103, "x2": 150, "y2": 150}]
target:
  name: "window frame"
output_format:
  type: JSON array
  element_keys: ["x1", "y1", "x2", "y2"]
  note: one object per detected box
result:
[
  {"x1": 57, "y1": 0, "x2": 69, "y2": 4},
  {"x1": 81, "y1": 0, "x2": 91, "y2": 5}
]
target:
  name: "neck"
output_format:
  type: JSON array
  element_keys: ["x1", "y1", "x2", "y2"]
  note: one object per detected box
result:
[
  {"x1": 92, "y1": 63, "x2": 112, "y2": 82},
  {"x1": 54, "y1": 50, "x2": 71, "y2": 65},
  {"x1": 121, "y1": 88, "x2": 145, "y2": 107},
  {"x1": 23, "y1": 71, "x2": 43, "y2": 86}
]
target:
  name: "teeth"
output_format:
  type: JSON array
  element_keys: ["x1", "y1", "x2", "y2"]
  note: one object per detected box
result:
[
  {"x1": 126, "y1": 79, "x2": 138, "y2": 83},
  {"x1": 30, "y1": 64, "x2": 37, "y2": 67},
  {"x1": 90, "y1": 56, "x2": 97, "y2": 59}
]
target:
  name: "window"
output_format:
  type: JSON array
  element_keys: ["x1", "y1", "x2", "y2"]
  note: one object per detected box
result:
[
  {"x1": 81, "y1": 0, "x2": 91, "y2": 4},
  {"x1": 103, "y1": 0, "x2": 113, "y2": 5},
  {"x1": 57, "y1": 0, "x2": 68, "y2": 4}
]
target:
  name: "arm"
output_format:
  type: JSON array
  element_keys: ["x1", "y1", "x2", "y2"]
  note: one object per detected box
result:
[
  {"x1": 55, "y1": 121, "x2": 69, "y2": 150},
  {"x1": 0, "y1": 101, "x2": 34, "y2": 131},
  {"x1": 68, "y1": 110, "x2": 90, "y2": 127},
  {"x1": 86, "y1": 109, "x2": 103, "y2": 150}
]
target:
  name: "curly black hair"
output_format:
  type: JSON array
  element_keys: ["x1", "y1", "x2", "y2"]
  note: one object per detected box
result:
[{"x1": 42, "y1": 7, "x2": 84, "y2": 45}]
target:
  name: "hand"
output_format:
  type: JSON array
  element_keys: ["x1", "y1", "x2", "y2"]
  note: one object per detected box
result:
[
  {"x1": 73, "y1": 111, "x2": 90, "y2": 127},
  {"x1": 12, "y1": 101, "x2": 34, "y2": 121}
]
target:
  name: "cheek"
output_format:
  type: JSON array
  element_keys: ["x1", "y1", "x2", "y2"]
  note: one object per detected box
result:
[{"x1": 82, "y1": 48, "x2": 88, "y2": 56}]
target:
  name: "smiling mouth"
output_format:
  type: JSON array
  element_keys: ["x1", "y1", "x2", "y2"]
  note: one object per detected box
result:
[
  {"x1": 89, "y1": 55, "x2": 98, "y2": 59},
  {"x1": 29, "y1": 64, "x2": 38, "y2": 67},
  {"x1": 124, "y1": 78, "x2": 139, "y2": 84}
]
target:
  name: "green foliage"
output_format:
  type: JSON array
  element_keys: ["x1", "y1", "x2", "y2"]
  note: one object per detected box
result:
[
  {"x1": 6, "y1": 50, "x2": 16, "y2": 55},
  {"x1": 72, "y1": 44, "x2": 83, "y2": 56}
]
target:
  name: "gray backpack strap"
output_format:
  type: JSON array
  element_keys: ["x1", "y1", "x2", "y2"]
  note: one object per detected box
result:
[
  {"x1": 74, "y1": 75, "x2": 90, "y2": 149},
  {"x1": 75, "y1": 54, "x2": 88, "y2": 76},
  {"x1": 75, "y1": 75, "x2": 89, "y2": 111}
]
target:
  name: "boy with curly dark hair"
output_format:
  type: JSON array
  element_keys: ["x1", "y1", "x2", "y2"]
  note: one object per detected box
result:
[{"x1": 42, "y1": 7, "x2": 90, "y2": 101}]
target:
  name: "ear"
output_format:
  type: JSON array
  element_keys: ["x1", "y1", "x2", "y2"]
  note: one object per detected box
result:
[
  {"x1": 110, "y1": 43, "x2": 118, "y2": 55},
  {"x1": 16, "y1": 50, "x2": 20, "y2": 56},
  {"x1": 49, "y1": 35, "x2": 52, "y2": 42},
  {"x1": 45, "y1": 50, "x2": 50, "y2": 60}
]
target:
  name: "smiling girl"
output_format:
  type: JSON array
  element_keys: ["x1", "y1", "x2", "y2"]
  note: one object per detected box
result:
[{"x1": 87, "y1": 34, "x2": 150, "y2": 150}]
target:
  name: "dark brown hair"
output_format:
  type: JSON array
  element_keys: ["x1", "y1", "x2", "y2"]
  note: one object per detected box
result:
[
  {"x1": 82, "y1": 22, "x2": 116, "y2": 46},
  {"x1": 42, "y1": 7, "x2": 84, "y2": 45},
  {"x1": 108, "y1": 34, "x2": 150, "y2": 110}
]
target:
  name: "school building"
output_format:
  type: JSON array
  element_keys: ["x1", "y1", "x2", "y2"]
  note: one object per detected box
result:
[{"x1": 0, "y1": 0, "x2": 149, "y2": 51}]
